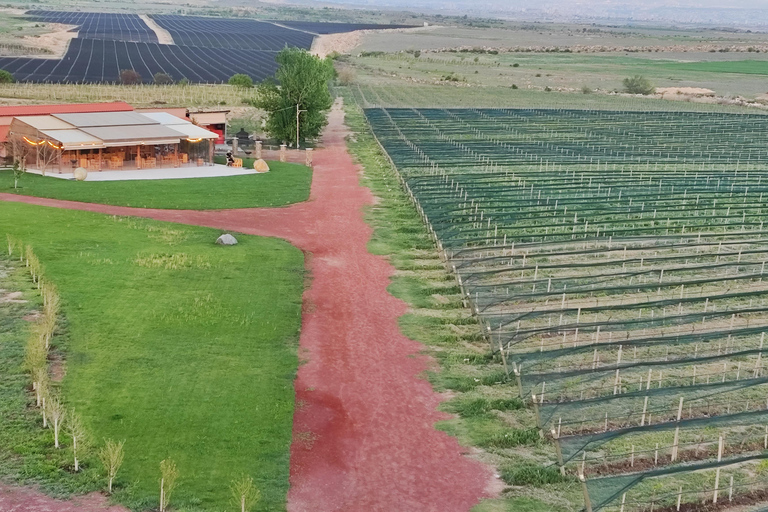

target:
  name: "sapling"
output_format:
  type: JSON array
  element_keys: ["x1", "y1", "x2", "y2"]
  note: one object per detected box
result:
[
  {"x1": 230, "y1": 475, "x2": 261, "y2": 512},
  {"x1": 99, "y1": 439, "x2": 125, "y2": 494},
  {"x1": 159, "y1": 458, "x2": 179, "y2": 512},
  {"x1": 46, "y1": 395, "x2": 66, "y2": 448},
  {"x1": 67, "y1": 411, "x2": 89, "y2": 471},
  {"x1": 11, "y1": 160, "x2": 24, "y2": 189}
]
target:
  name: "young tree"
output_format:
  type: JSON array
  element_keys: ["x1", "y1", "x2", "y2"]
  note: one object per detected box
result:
[
  {"x1": 119, "y1": 69, "x2": 142, "y2": 85},
  {"x1": 8, "y1": 134, "x2": 30, "y2": 178},
  {"x1": 230, "y1": 475, "x2": 261, "y2": 512},
  {"x1": 11, "y1": 161, "x2": 24, "y2": 189},
  {"x1": 36, "y1": 140, "x2": 60, "y2": 176},
  {"x1": 67, "y1": 410, "x2": 90, "y2": 471},
  {"x1": 228, "y1": 74, "x2": 254, "y2": 88},
  {"x1": 46, "y1": 395, "x2": 66, "y2": 448},
  {"x1": 0, "y1": 69, "x2": 14, "y2": 83},
  {"x1": 623, "y1": 75, "x2": 655, "y2": 95},
  {"x1": 153, "y1": 72, "x2": 174, "y2": 85},
  {"x1": 99, "y1": 439, "x2": 125, "y2": 494},
  {"x1": 159, "y1": 458, "x2": 179, "y2": 512},
  {"x1": 254, "y1": 48, "x2": 335, "y2": 146}
]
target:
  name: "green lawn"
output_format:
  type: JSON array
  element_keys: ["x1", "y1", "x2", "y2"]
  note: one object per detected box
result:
[
  {"x1": 0, "y1": 160, "x2": 311, "y2": 210},
  {"x1": 0, "y1": 202, "x2": 304, "y2": 511}
]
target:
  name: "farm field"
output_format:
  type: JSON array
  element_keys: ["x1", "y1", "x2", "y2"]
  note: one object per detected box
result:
[
  {"x1": 0, "y1": 38, "x2": 283, "y2": 83},
  {"x1": 339, "y1": 83, "x2": 759, "y2": 113},
  {"x1": 0, "y1": 160, "x2": 312, "y2": 209},
  {"x1": 25, "y1": 11, "x2": 158, "y2": 43},
  {"x1": 151, "y1": 15, "x2": 315, "y2": 50},
  {"x1": 0, "y1": 82, "x2": 258, "y2": 107},
  {"x1": 0, "y1": 10, "x2": 415, "y2": 83},
  {"x1": 365, "y1": 105, "x2": 768, "y2": 511},
  {"x1": 345, "y1": 49, "x2": 768, "y2": 99},
  {"x1": 0, "y1": 201, "x2": 304, "y2": 510}
]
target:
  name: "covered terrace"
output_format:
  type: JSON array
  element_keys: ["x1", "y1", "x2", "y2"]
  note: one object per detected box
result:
[{"x1": 8, "y1": 111, "x2": 217, "y2": 174}]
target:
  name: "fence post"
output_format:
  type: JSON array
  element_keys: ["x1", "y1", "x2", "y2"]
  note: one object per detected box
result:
[
  {"x1": 579, "y1": 471, "x2": 593, "y2": 512},
  {"x1": 551, "y1": 429, "x2": 566, "y2": 476},
  {"x1": 531, "y1": 394, "x2": 544, "y2": 438}
]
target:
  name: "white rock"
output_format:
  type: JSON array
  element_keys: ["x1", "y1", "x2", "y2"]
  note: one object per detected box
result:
[
  {"x1": 216, "y1": 234, "x2": 238, "y2": 246},
  {"x1": 74, "y1": 167, "x2": 88, "y2": 181}
]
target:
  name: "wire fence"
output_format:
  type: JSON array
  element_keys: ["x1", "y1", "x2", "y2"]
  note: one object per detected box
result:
[{"x1": 361, "y1": 103, "x2": 768, "y2": 511}]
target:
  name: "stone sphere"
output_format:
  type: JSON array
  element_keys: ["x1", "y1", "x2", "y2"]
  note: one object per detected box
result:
[{"x1": 74, "y1": 167, "x2": 88, "y2": 181}]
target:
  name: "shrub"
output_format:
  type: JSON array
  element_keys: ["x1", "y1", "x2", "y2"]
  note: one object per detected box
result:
[
  {"x1": 336, "y1": 67, "x2": 356, "y2": 86},
  {"x1": 228, "y1": 74, "x2": 254, "y2": 88},
  {"x1": 623, "y1": 75, "x2": 654, "y2": 95},
  {"x1": 501, "y1": 464, "x2": 570, "y2": 486},
  {"x1": 511, "y1": 84, "x2": 518, "y2": 89},
  {"x1": 178, "y1": 77, "x2": 190, "y2": 85},
  {"x1": 450, "y1": 398, "x2": 524, "y2": 418},
  {"x1": 479, "y1": 428, "x2": 540, "y2": 448},
  {"x1": 119, "y1": 69, "x2": 142, "y2": 85},
  {"x1": 513, "y1": 63, "x2": 519, "y2": 67},
  {"x1": 0, "y1": 69, "x2": 14, "y2": 83},
  {"x1": 581, "y1": 85, "x2": 592, "y2": 94},
  {"x1": 153, "y1": 72, "x2": 174, "y2": 85}
]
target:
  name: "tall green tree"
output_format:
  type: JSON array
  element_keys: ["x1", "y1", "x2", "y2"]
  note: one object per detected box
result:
[{"x1": 255, "y1": 48, "x2": 335, "y2": 146}]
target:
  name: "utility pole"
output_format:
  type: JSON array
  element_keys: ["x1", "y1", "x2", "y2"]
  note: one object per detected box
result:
[{"x1": 296, "y1": 104, "x2": 307, "y2": 149}]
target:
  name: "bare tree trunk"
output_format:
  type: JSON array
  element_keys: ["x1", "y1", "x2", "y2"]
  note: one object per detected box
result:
[{"x1": 73, "y1": 436, "x2": 79, "y2": 472}]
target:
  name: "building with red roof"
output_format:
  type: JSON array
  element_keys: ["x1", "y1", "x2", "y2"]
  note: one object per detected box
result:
[{"x1": 0, "y1": 102, "x2": 134, "y2": 156}]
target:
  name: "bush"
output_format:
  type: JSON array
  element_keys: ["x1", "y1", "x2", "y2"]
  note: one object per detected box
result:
[
  {"x1": 623, "y1": 75, "x2": 654, "y2": 95},
  {"x1": 119, "y1": 69, "x2": 142, "y2": 85},
  {"x1": 450, "y1": 398, "x2": 524, "y2": 418},
  {"x1": 336, "y1": 67, "x2": 356, "y2": 86},
  {"x1": 178, "y1": 77, "x2": 190, "y2": 86},
  {"x1": 581, "y1": 85, "x2": 592, "y2": 94},
  {"x1": 153, "y1": 72, "x2": 173, "y2": 85},
  {"x1": 478, "y1": 428, "x2": 540, "y2": 448},
  {"x1": 228, "y1": 74, "x2": 253, "y2": 88},
  {"x1": 512, "y1": 63, "x2": 519, "y2": 67},
  {"x1": 0, "y1": 69, "x2": 14, "y2": 83},
  {"x1": 501, "y1": 464, "x2": 570, "y2": 486}
]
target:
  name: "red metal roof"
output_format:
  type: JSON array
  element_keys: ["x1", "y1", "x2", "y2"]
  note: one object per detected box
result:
[
  {"x1": 0, "y1": 102, "x2": 134, "y2": 120},
  {"x1": 0, "y1": 102, "x2": 135, "y2": 142}
]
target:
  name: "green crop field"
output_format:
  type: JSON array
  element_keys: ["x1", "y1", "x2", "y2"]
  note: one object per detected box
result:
[
  {"x1": 0, "y1": 160, "x2": 311, "y2": 209},
  {"x1": 663, "y1": 60, "x2": 768, "y2": 75},
  {"x1": 365, "y1": 106, "x2": 768, "y2": 511},
  {"x1": 0, "y1": 202, "x2": 304, "y2": 511}
]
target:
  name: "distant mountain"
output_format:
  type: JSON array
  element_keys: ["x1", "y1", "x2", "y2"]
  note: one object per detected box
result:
[{"x1": 312, "y1": 0, "x2": 768, "y2": 28}]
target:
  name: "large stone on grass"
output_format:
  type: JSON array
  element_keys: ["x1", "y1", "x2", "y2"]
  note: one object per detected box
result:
[
  {"x1": 253, "y1": 159, "x2": 270, "y2": 173},
  {"x1": 74, "y1": 167, "x2": 87, "y2": 181},
  {"x1": 216, "y1": 234, "x2": 238, "y2": 246}
]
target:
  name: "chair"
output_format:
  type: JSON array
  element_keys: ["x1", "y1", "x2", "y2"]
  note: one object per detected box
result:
[
  {"x1": 181, "y1": 153, "x2": 188, "y2": 164},
  {"x1": 233, "y1": 158, "x2": 243, "y2": 168}
]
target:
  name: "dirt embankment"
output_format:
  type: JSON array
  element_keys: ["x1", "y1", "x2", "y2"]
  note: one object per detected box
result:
[
  {"x1": 312, "y1": 25, "x2": 435, "y2": 58},
  {"x1": 20, "y1": 23, "x2": 78, "y2": 59},
  {"x1": 140, "y1": 15, "x2": 174, "y2": 45}
]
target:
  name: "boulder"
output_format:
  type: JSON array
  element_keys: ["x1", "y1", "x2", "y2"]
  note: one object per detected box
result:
[
  {"x1": 216, "y1": 234, "x2": 238, "y2": 246},
  {"x1": 253, "y1": 159, "x2": 270, "y2": 173},
  {"x1": 74, "y1": 167, "x2": 88, "y2": 181}
]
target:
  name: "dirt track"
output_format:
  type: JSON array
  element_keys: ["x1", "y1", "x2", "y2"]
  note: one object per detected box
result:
[{"x1": 0, "y1": 99, "x2": 493, "y2": 511}]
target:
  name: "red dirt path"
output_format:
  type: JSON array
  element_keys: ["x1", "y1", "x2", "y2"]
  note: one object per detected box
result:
[{"x1": 0, "y1": 100, "x2": 495, "y2": 511}]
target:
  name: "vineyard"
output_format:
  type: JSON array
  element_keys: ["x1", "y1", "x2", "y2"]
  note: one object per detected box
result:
[
  {"x1": 0, "y1": 11, "x2": 411, "y2": 84},
  {"x1": 365, "y1": 106, "x2": 768, "y2": 511},
  {"x1": 25, "y1": 11, "x2": 158, "y2": 42}
]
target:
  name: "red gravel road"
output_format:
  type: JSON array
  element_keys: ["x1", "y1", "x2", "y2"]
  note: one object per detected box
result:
[{"x1": 0, "y1": 100, "x2": 495, "y2": 511}]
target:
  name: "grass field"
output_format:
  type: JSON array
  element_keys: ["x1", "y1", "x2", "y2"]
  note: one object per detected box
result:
[
  {"x1": 0, "y1": 160, "x2": 311, "y2": 209},
  {"x1": 0, "y1": 202, "x2": 304, "y2": 511},
  {"x1": 345, "y1": 48, "x2": 768, "y2": 100}
]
